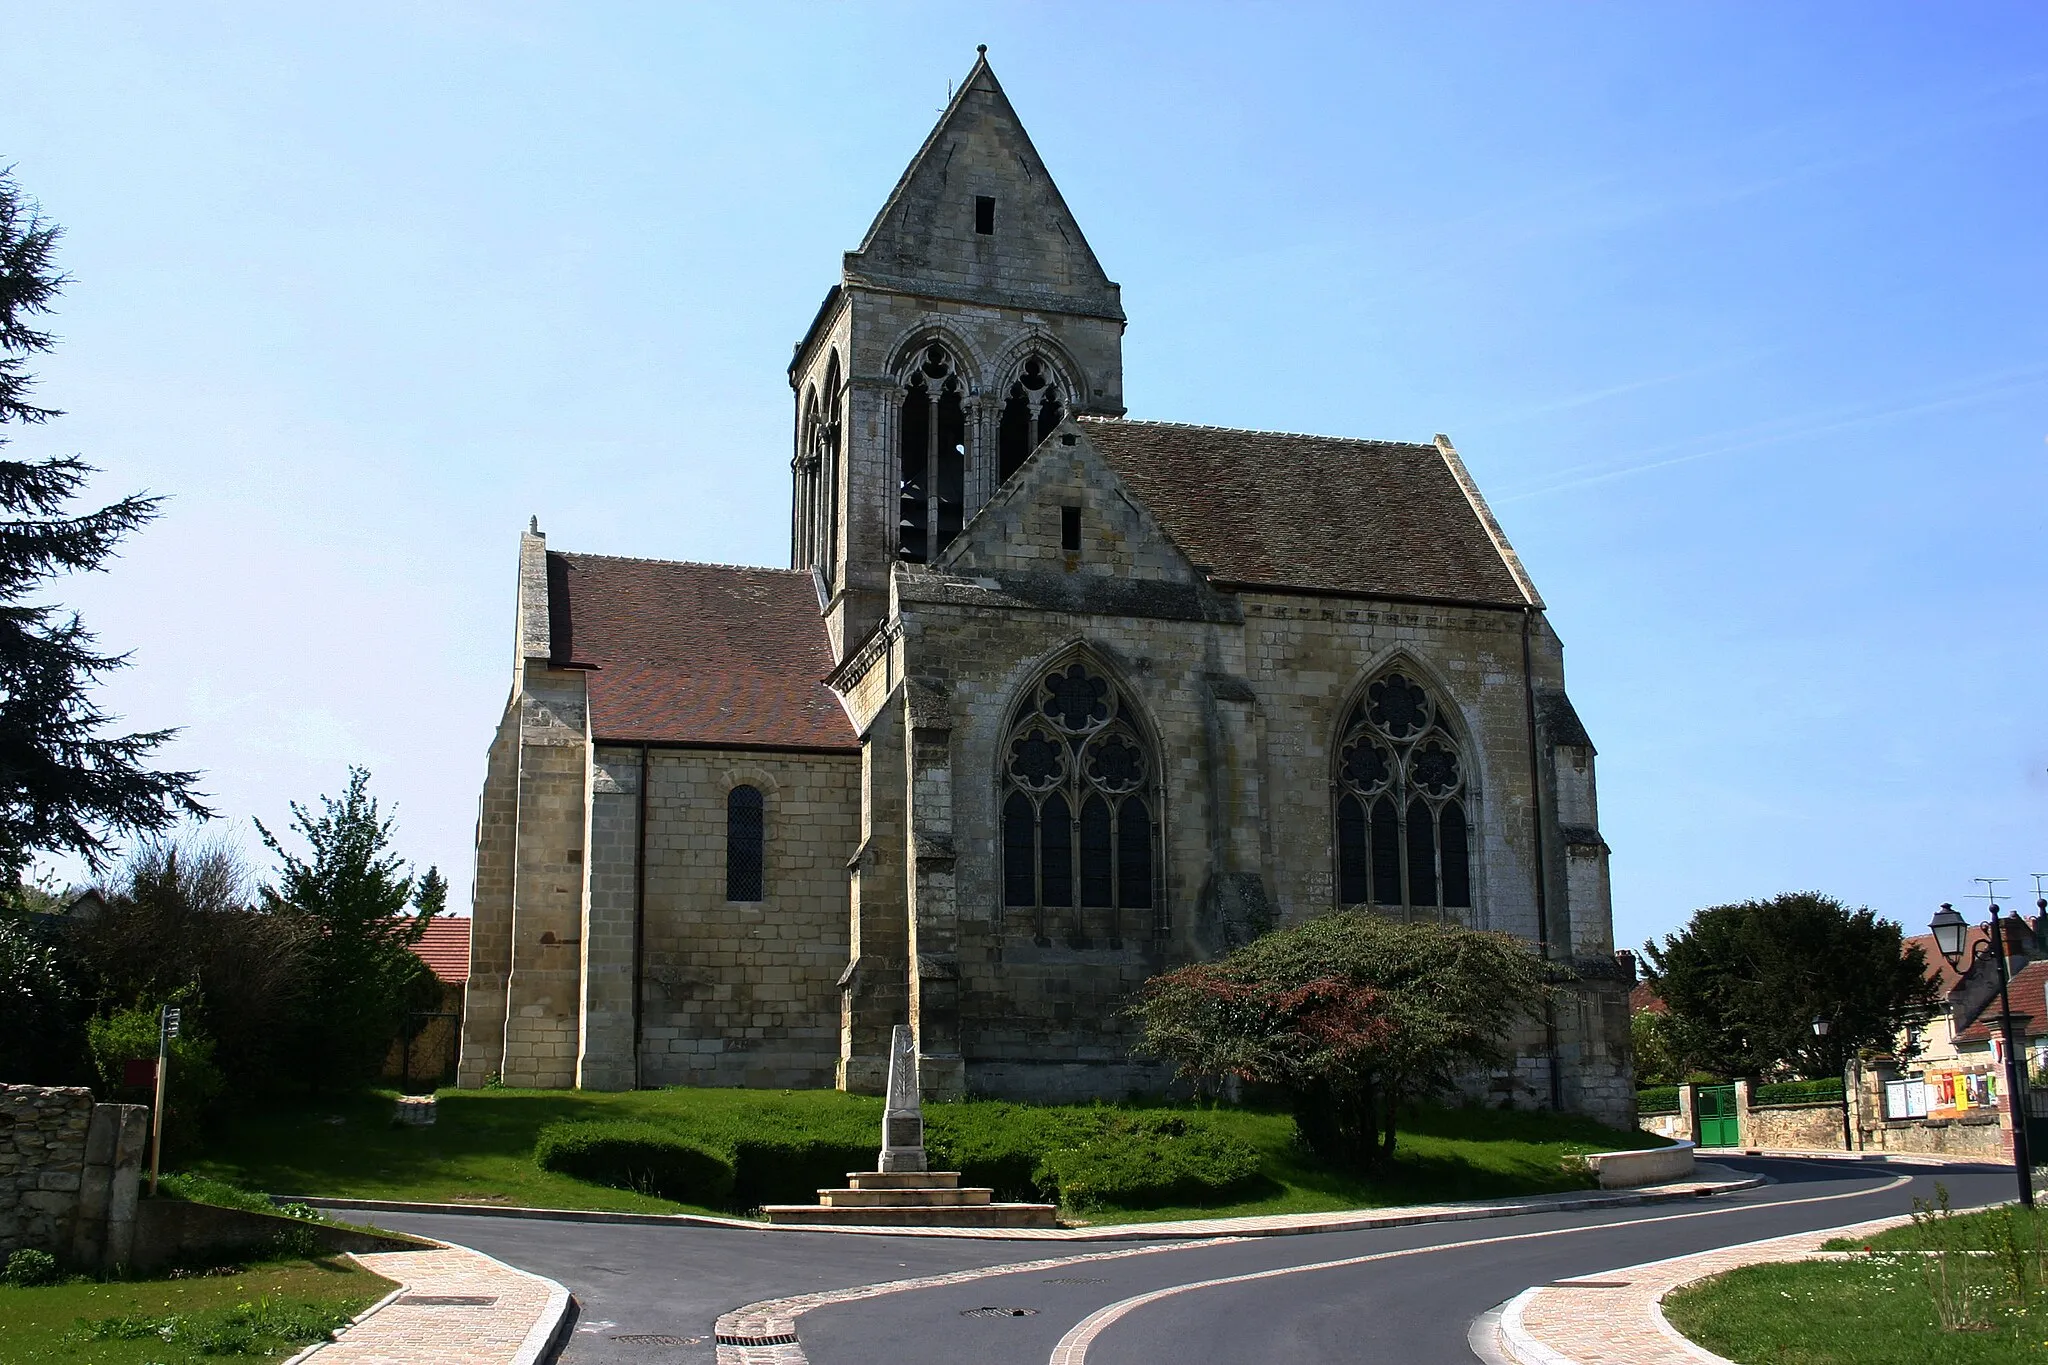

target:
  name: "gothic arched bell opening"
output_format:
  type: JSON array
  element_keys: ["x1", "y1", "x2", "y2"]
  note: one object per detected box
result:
[
  {"x1": 899, "y1": 343, "x2": 967, "y2": 562},
  {"x1": 998, "y1": 354, "x2": 1065, "y2": 485}
]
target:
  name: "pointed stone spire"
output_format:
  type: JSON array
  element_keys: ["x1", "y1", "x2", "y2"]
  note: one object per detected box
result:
[{"x1": 843, "y1": 49, "x2": 1121, "y2": 320}]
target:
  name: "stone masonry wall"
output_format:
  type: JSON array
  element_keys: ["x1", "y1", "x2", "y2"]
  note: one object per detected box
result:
[
  {"x1": 634, "y1": 747, "x2": 860, "y2": 1089},
  {"x1": 1, "y1": 1086, "x2": 147, "y2": 1269},
  {"x1": 0, "y1": 1085, "x2": 92, "y2": 1259}
]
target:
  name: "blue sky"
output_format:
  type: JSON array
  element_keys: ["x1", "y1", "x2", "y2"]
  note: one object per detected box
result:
[{"x1": 3, "y1": 3, "x2": 2043, "y2": 952}]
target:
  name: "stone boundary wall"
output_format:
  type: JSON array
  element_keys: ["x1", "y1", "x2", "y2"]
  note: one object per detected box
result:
[
  {"x1": 1636, "y1": 1076, "x2": 2012, "y2": 1161},
  {"x1": 1, "y1": 1083, "x2": 149, "y2": 1269}
]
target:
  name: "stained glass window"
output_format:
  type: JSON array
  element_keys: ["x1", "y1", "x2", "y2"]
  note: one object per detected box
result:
[
  {"x1": 998, "y1": 654, "x2": 1160, "y2": 944},
  {"x1": 1333, "y1": 670, "x2": 1474, "y2": 919}
]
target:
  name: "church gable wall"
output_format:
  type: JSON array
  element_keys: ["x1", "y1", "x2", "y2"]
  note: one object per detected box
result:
[
  {"x1": 457, "y1": 701, "x2": 519, "y2": 1088},
  {"x1": 632, "y1": 747, "x2": 858, "y2": 1089},
  {"x1": 939, "y1": 427, "x2": 1197, "y2": 586}
]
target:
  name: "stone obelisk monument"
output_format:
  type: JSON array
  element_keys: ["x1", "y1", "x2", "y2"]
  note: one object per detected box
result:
[
  {"x1": 759, "y1": 1023, "x2": 1055, "y2": 1226},
  {"x1": 878, "y1": 1024, "x2": 926, "y2": 1173}
]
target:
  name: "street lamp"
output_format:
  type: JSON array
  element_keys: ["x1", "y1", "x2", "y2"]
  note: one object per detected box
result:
[
  {"x1": 1812, "y1": 1017, "x2": 1852, "y2": 1151},
  {"x1": 1930, "y1": 900, "x2": 2035, "y2": 1208}
]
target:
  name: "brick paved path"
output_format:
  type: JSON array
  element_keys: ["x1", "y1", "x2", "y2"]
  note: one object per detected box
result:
[
  {"x1": 1497, "y1": 1211, "x2": 1911, "y2": 1365},
  {"x1": 296, "y1": 1244, "x2": 569, "y2": 1365}
]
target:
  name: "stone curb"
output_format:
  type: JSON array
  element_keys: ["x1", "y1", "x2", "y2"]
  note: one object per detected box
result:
[
  {"x1": 1722, "y1": 1147, "x2": 1995, "y2": 1167},
  {"x1": 280, "y1": 1283, "x2": 408, "y2": 1365},
  {"x1": 293, "y1": 1171, "x2": 1766, "y2": 1243}
]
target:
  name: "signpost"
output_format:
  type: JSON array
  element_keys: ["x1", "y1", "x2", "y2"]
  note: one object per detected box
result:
[{"x1": 149, "y1": 1006, "x2": 180, "y2": 1196}]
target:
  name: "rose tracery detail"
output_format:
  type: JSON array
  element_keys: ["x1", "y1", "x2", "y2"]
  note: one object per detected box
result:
[
  {"x1": 1366, "y1": 674, "x2": 1430, "y2": 739},
  {"x1": 1086, "y1": 733, "x2": 1145, "y2": 793},
  {"x1": 1043, "y1": 664, "x2": 1111, "y2": 733},
  {"x1": 1008, "y1": 729, "x2": 1065, "y2": 790}
]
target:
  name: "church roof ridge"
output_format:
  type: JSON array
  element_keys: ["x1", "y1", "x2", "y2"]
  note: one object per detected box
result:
[
  {"x1": 1075, "y1": 414, "x2": 1437, "y2": 450},
  {"x1": 553, "y1": 548, "x2": 806, "y2": 578}
]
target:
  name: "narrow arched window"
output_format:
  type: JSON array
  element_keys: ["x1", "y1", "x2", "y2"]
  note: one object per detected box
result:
[
  {"x1": 818, "y1": 355, "x2": 842, "y2": 589},
  {"x1": 999, "y1": 656, "x2": 1159, "y2": 946},
  {"x1": 899, "y1": 342, "x2": 966, "y2": 563},
  {"x1": 726, "y1": 785, "x2": 764, "y2": 902},
  {"x1": 1333, "y1": 671, "x2": 1473, "y2": 919},
  {"x1": 997, "y1": 354, "x2": 1065, "y2": 484},
  {"x1": 794, "y1": 387, "x2": 819, "y2": 570}
]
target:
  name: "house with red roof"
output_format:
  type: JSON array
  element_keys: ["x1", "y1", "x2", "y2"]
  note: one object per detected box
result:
[{"x1": 457, "y1": 52, "x2": 1633, "y2": 1124}]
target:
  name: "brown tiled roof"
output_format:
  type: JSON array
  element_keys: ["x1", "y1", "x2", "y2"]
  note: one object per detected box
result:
[
  {"x1": 548, "y1": 553, "x2": 856, "y2": 752},
  {"x1": 1906, "y1": 923, "x2": 1998, "y2": 996},
  {"x1": 1955, "y1": 959, "x2": 2048, "y2": 1043},
  {"x1": 1078, "y1": 418, "x2": 1536, "y2": 607},
  {"x1": 410, "y1": 917, "x2": 472, "y2": 983},
  {"x1": 1630, "y1": 980, "x2": 1667, "y2": 1015}
]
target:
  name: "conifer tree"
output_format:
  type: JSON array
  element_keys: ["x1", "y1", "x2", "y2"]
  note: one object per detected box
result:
[{"x1": 0, "y1": 166, "x2": 204, "y2": 883}]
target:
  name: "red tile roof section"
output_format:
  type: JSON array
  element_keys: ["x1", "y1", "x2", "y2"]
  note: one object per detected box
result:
[
  {"x1": 1955, "y1": 959, "x2": 2048, "y2": 1043},
  {"x1": 1905, "y1": 923, "x2": 1999, "y2": 996},
  {"x1": 548, "y1": 553, "x2": 856, "y2": 751},
  {"x1": 411, "y1": 917, "x2": 472, "y2": 984},
  {"x1": 1629, "y1": 980, "x2": 1667, "y2": 1014}
]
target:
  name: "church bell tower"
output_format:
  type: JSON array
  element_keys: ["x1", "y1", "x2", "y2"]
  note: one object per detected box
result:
[{"x1": 787, "y1": 48, "x2": 1128, "y2": 659}]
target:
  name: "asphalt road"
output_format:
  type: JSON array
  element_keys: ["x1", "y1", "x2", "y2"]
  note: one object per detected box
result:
[{"x1": 364, "y1": 1157, "x2": 2013, "y2": 1365}]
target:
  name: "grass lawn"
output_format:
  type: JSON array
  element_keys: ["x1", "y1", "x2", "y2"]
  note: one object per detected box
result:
[
  {"x1": 1663, "y1": 1257, "x2": 2042, "y2": 1365},
  {"x1": 190, "y1": 1086, "x2": 1664, "y2": 1225},
  {"x1": 0, "y1": 1255, "x2": 395, "y2": 1363},
  {"x1": 1823, "y1": 1201, "x2": 2048, "y2": 1252}
]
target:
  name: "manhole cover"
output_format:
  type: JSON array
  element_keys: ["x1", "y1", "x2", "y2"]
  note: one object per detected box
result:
[
  {"x1": 1042, "y1": 1276, "x2": 1106, "y2": 1285},
  {"x1": 962, "y1": 1307, "x2": 1038, "y2": 1318},
  {"x1": 612, "y1": 1335, "x2": 702, "y2": 1345},
  {"x1": 394, "y1": 1295, "x2": 497, "y2": 1307}
]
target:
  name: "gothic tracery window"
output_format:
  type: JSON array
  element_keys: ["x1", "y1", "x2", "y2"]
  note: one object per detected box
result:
[
  {"x1": 1000, "y1": 656, "x2": 1158, "y2": 947},
  {"x1": 899, "y1": 342, "x2": 966, "y2": 563},
  {"x1": 1334, "y1": 670, "x2": 1473, "y2": 918},
  {"x1": 997, "y1": 353, "x2": 1065, "y2": 484}
]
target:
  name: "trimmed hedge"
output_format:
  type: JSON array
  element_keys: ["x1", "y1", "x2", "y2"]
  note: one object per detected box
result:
[
  {"x1": 1034, "y1": 1115, "x2": 1263, "y2": 1211},
  {"x1": 533, "y1": 1122, "x2": 734, "y2": 1206},
  {"x1": 1636, "y1": 1086, "x2": 1681, "y2": 1115},
  {"x1": 1754, "y1": 1078, "x2": 1844, "y2": 1107},
  {"x1": 728, "y1": 1135, "x2": 875, "y2": 1209}
]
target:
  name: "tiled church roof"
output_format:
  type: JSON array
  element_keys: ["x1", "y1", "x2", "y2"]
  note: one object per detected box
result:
[
  {"x1": 1078, "y1": 418, "x2": 1537, "y2": 608},
  {"x1": 547, "y1": 553, "x2": 856, "y2": 752}
]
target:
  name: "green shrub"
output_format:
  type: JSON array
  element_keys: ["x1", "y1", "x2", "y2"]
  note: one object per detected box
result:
[
  {"x1": 927, "y1": 1103, "x2": 1062, "y2": 1201},
  {"x1": 3, "y1": 1247, "x2": 59, "y2": 1286},
  {"x1": 727, "y1": 1134, "x2": 875, "y2": 1208},
  {"x1": 1635, "y1": 1086, "x2": 1680, "y2": 1115},
  {"x1": 533, "y1": 1121, "x2": 734, "y2": 1206},
  {"x1": 86, "y1": 1004, "x2": 225, "y2": 1156},
  {"x1": 1754, "y1": 1078, "x2": 1844, "y2": 1107},
  {"x1": 1035, "y1": 1115, "x2": 1262, "y2": 1211}
]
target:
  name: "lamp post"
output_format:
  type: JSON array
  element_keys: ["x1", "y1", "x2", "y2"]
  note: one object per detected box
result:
[
  {"x1": 1812, "y1": 1016, "x2": 1853, "y2": 1151},
  {"x1": 1930, "y1": 900, "x2": 2035, "y2": 1208}
]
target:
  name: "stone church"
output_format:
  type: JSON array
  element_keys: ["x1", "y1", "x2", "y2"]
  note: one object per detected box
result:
[{"x1": 457, "y1": 51, "x2": 1633, "y2": 1126}]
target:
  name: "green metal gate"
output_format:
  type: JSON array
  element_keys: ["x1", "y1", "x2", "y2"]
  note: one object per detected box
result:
[{"x1": 1697, "y1": 1084, "x2": 1740, "y2": 1147}]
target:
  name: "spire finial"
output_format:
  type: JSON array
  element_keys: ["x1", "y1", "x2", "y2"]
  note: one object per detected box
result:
[{"x1": 977, "y1": 43, "x2": 987, "y2": 56}]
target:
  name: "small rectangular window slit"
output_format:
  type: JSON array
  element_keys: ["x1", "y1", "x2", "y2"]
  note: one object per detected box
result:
[
  {"x1": 974, "y1": 195, "x2": 996, "y2": 235},
  {"x1": 1061, "y1": 505, "x2": 1081, "y2": 553}
]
